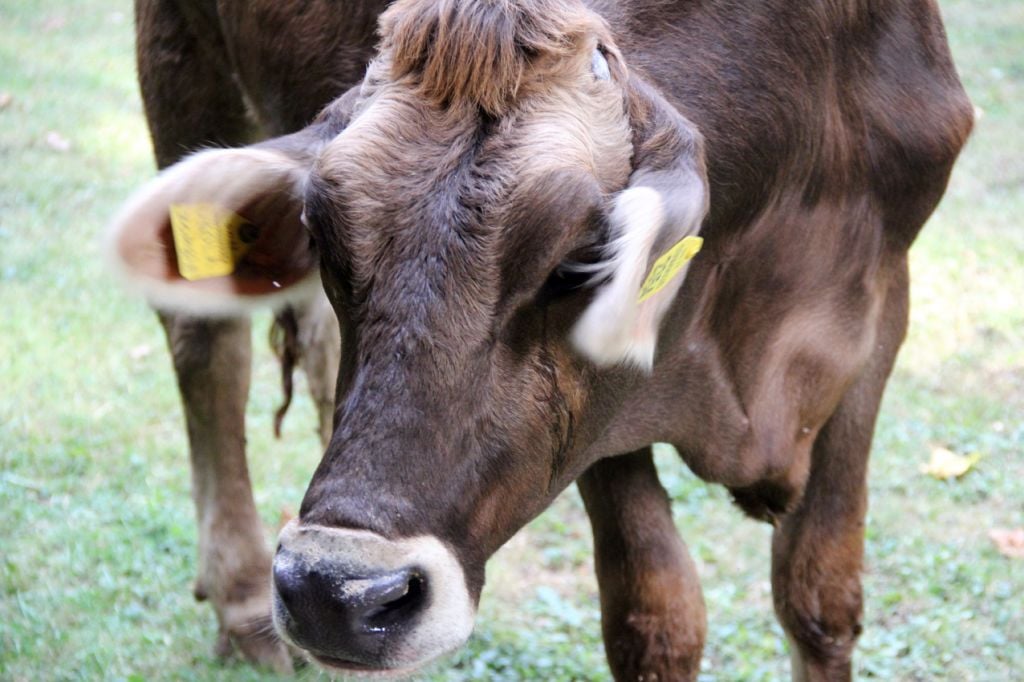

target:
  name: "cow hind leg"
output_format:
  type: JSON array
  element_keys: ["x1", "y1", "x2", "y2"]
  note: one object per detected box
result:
[
  {"x1": 269, "y1": 297, "x2": 340, "y2": 447},
  {"x1": 578, "y1": 448, "x2": 706, "y2": 682},
  {"x1": 292, "y1": 296, "x2": 341, "y2": 448},
  {"x1": 772, "y1": 277, "x2": 908, "y2": 681},
  {"x1": 136, "y1": 0, "x2": 289, "y2": 671}
]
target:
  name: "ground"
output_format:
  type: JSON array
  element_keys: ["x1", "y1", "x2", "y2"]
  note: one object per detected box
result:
[{"x1": 1, "y1": 1, "x2": 1021, "y2": 680}]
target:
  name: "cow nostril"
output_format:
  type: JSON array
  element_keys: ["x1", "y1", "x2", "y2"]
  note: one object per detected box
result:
[
  {"x1": 366, "y1": 574, "x2": 426, "y2": 628},
  {"x1": 384, "y1": 574, "x2": 424, "y2": 611},
  {"x1": 272, "y1": 551, "x2": 306, "y2": 608}
]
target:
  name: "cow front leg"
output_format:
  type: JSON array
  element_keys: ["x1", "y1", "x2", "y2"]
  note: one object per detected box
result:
[
  {"x1": 160, "y1": 313, "x2": 289, "y2": 672},
  {"x1": 136, "y1": 0, "x2": 288, "y2": 670},
  {"x1": 772, "y1": 280, "x2": 907, "y2": 681},
  {"x1": 578, "y1": 448, "x2": 706, "y2": 681},
  {"x1": 770, "y1": 409, "x2": 870, "y2": 682}
]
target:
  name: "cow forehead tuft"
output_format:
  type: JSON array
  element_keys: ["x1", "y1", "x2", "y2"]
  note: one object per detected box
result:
[{"x1": 380, "y1": 0, "x2": 608, "y2": 116}]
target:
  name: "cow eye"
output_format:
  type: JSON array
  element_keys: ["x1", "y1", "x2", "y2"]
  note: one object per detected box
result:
[
  {"x1": 591, "y1": 47, "x2": 611, "y2": 81},
  {"x1": 540, "y1": 265, "x2": 591, "y2": 301},
  {"x1": 539, "y1": 241, "x2": 605, "y2": 302}
]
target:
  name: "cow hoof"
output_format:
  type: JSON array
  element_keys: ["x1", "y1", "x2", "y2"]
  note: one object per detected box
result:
[{"x1": 214, "y1": 623, "x2": 294, "y2": 674}]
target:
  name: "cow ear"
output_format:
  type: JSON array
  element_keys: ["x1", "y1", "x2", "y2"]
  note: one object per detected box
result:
[
  {"x1": 571, "y1": 76, "x2": 709, "y2": 370},
  {"x1": 106, "y1": 142, "x2": 321, "y2": 315}
]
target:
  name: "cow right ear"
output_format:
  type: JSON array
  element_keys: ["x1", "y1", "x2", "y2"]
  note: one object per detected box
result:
[
  {"x1": 570, "y1": 75, "x2": 709, "y2": 370},
  {"x1": 106, "y1": 145, "x2": 321, "y2": 315}
]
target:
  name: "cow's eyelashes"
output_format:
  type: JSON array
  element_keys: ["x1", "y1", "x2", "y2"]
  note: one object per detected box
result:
[
  {"x1": 539, "y1": 244, "x2": 605, "y2": 302},
  {"x1": 539, "y1": 265, "x2": 590, "y2": 302}
]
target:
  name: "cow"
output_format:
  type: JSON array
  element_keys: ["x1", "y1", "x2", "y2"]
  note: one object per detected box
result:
[{"x1": 109, "y1": 0, "x2": 973, "y2": 679}]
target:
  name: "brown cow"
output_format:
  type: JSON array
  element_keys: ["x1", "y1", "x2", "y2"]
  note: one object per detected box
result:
[{"x1": 111, "y1": 0, "x2": 972, "y2": 679}]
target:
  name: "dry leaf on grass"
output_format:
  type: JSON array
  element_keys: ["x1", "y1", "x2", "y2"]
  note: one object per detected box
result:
[
  {"x1": 129, "y1": 344, "x2": 153, "y2": 360},
  {"x1": 989, "y1": 528, "x2": 1024, "y2": 559},
  {"x1": 45, "y1": 131, "x2": 72, "y2": 152},
  {"x1": 919, "y1": 446, "x2": 981, "y2": 480},
  {"x1": 41, "y1": 15, "x2": 67, "y2": 32},
  {"x1": 278, "y1": 506, "x2": 296, "y2": 531}
]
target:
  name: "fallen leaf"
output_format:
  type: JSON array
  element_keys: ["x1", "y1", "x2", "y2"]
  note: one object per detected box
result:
[
  {"x1": 41, "y1": 15, "x2": 67, "y2": 32},
  {"x1": 919, "y1": 446, "x2": 981, "y2": 480},
  {"x1": 278, "y1": 506, "x2": 296, "y2": 531},
  {"x1": 91, "y1": 402, "x2": 113, "y2": 419},
  {"x1": 45, "y1": 131, "x2": 71, "y2": 152},
  {"x1": 0, "y1": 92, "x2": 12, "y2": 110},
  {"x1": 129, "y1": 344, "x2": 153, "y2": 360},
  {"x1": 989, "y1": 528, "x2": 1024, "y2": 559}
]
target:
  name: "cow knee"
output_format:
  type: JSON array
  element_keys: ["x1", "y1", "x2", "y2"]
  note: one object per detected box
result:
[{"x1": 775, "y1": 575, "x2": 863, "y2": 670}]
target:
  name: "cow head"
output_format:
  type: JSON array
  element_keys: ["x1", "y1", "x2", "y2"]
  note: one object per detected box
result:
[{"x1": 109, "y1": 0, "x2": 707, "y2": 673}]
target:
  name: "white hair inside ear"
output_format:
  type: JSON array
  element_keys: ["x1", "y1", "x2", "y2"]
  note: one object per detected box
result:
[
  {"x1": 570, "y1": 184, "x2": 702, "y2": 370},
  {"x1": 591, "y1": 47, "x2": 611, "y2": 81}
]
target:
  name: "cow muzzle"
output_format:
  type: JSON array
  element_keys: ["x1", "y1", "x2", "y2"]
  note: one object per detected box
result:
[{"x1": 272, "y1": 520, "x2": 475, "y2": 673}]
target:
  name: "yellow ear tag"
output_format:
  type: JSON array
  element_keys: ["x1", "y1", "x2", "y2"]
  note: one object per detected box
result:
[
  {"x1": 637, "y1": 235, "x2": 703, "y2": 303},
  {"x1": 168, "y1": 203, "x2": 257, "y2": 281}
]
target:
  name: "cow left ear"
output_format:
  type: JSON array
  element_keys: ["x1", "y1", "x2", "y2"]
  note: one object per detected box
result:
[
  {"x1": 104, "y1": 81, "x2": 362, "y2": 316},
  {"x1": 106, "y1": 143, "x2": 321, "y2": 316},
  {"x1": 571, "y1": 76, "x2": 710, "y2": 370}
]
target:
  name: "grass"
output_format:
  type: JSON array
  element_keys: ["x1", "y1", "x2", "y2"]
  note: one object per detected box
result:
[{"x1": 1, "y1": 0, "x2": 1021, "y2": 680}]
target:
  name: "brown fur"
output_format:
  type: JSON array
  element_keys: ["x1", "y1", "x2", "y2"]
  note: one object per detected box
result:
[
  {"x1": 132, "y1": 0, "x2": 973, "y2": 678},
  {"x1": 383, "y1": 0, "x2": 607, "y2": 115}
]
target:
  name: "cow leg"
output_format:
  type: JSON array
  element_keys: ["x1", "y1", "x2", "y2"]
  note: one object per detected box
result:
[
  {"x1": 270, "y1": 297, "x2": 340, "y2": 446},
  {"x1": 772, "y1": 275, "x2": 908, "y2": 682},
  {"x1": 771, "y1": 399, "x2": 871, "y2": 682},
  {"x1": 160, "y1": 314, "x2": 288, "y2": 671},
  {"x1": 293, "y1": 295, "x2": 341, "y2": 447},
  {"x1": 136, "y1": 1, "x2": 288, "y2": 671},
  {"x1": 578, "y1": 448, "x2": 706, "y2": 681}
]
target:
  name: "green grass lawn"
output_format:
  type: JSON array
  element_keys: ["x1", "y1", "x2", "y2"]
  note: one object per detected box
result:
[{"x1": 1, "y1": 1, "x2": 1021, "y2": 680}]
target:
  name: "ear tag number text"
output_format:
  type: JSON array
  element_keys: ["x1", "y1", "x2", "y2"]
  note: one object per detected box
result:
[{"x1": 169, "y1": 203, "x2": 257, "y2": 281}]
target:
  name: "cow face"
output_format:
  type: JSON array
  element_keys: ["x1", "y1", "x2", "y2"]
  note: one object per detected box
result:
[{"x1": 109, "y1": 0, "x2": 707, "y2": 673}]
